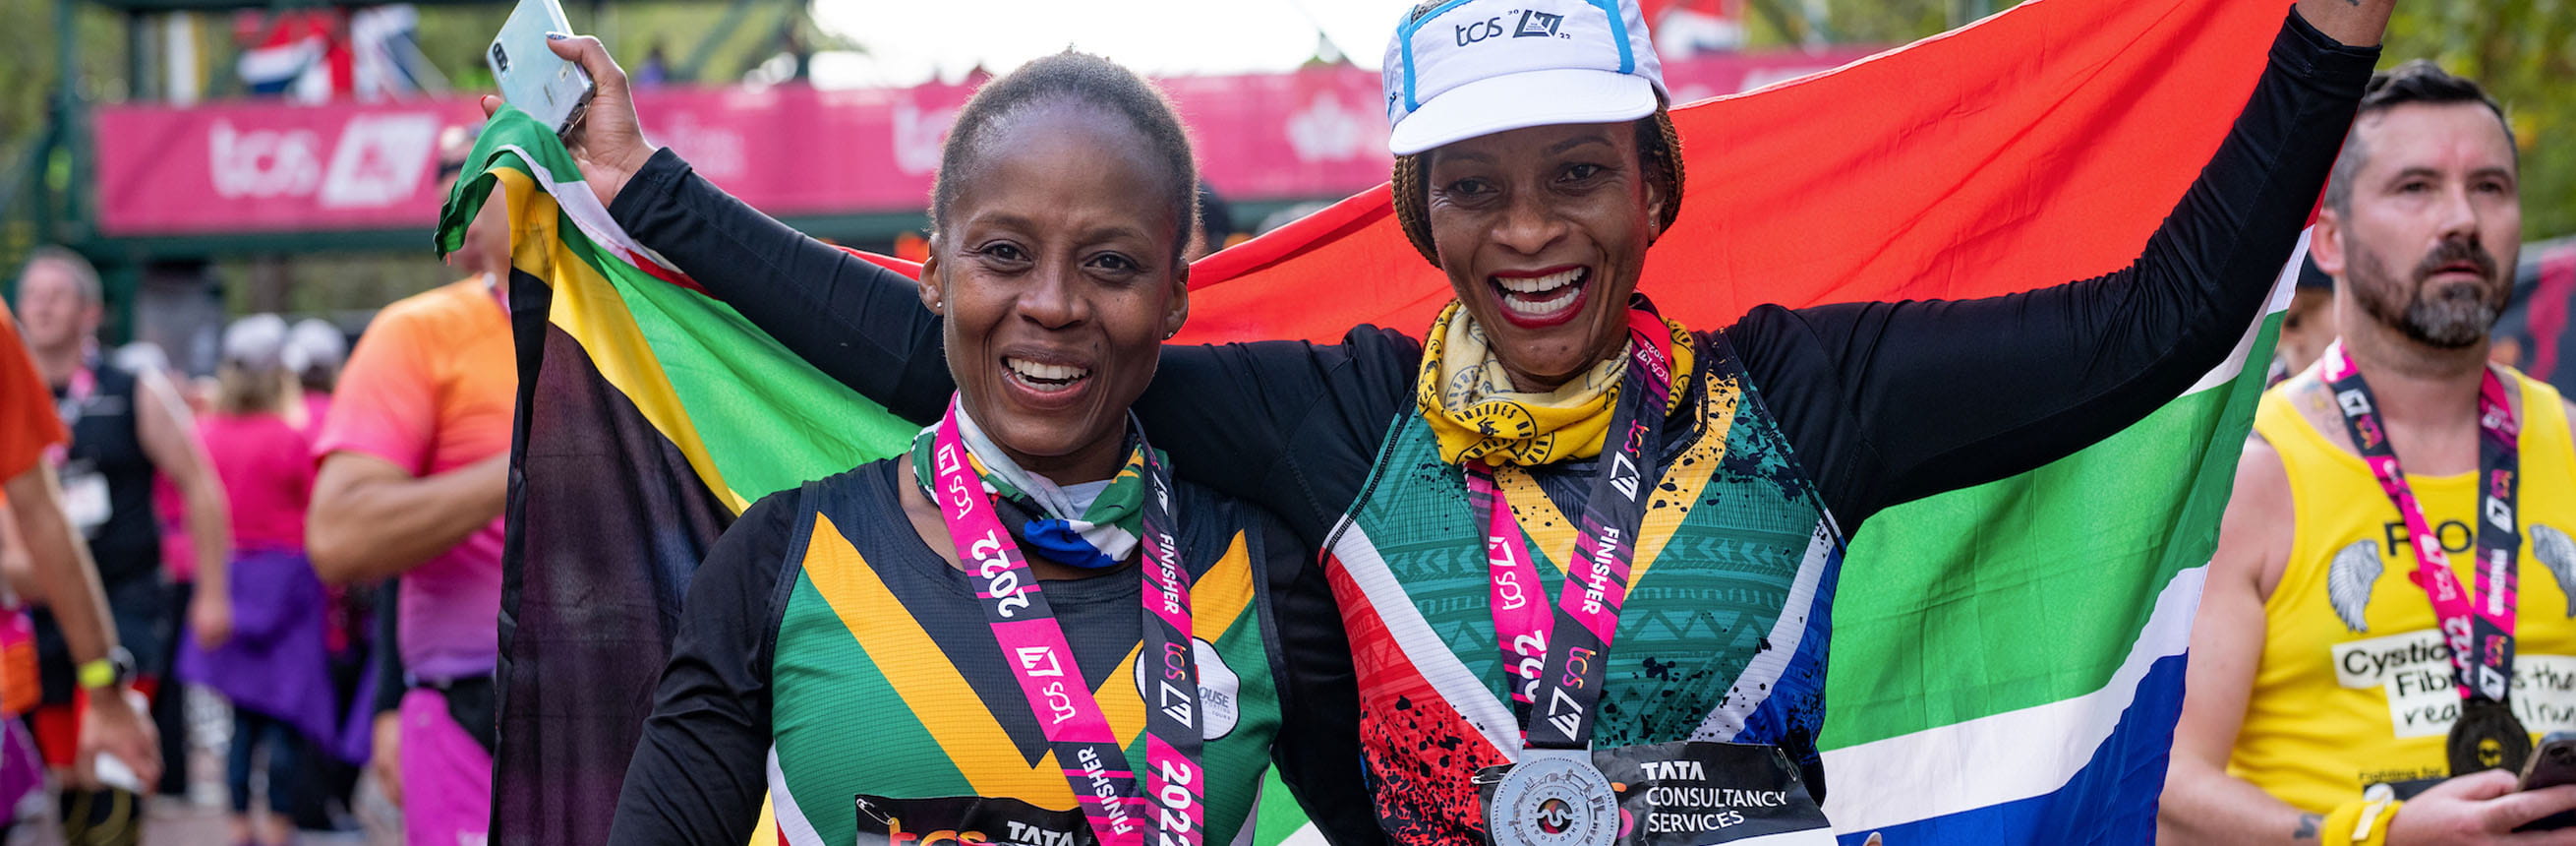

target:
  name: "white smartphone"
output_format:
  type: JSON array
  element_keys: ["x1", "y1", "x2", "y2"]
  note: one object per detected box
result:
[{"x1": 487, "y1": 0, "x2": 594, "y2": 137}]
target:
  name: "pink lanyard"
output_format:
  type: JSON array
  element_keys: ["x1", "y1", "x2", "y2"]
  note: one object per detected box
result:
[
  {"x1": 925, "y1": 400, "x2": 1203, "y2": 846},
  {"x1": 2319, "y1": 342, "x2": 2521, "y2": 701},
  {"x1": 1472, "y1": 310, "x2": 1674, "y2": 749}
]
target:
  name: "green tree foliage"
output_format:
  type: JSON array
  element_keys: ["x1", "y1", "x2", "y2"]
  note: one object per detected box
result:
[
  {"x1": 0, "y1": 0, "x2": 125, "y2": 147},
  {"x1": 2380, "y1": 1, "x2": 2576, "y2": 240},
  {"x1": 409, "y1": 0, "x2": 834, "y2": 91}
]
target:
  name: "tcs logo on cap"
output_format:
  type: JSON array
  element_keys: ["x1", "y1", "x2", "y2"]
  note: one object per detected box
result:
[{"x1": 1456, "y1": 9, "x2": 1570, "y2": 45}]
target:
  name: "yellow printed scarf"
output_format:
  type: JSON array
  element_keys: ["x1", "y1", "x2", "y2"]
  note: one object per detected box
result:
[{"x1": 1416, "y1": 301, "x2": 1696, "y2": 467}]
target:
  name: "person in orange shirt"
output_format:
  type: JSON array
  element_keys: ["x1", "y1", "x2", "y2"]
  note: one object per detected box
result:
[
  {"x1": 306, "y1": 124, "x2": 515, "y2": 846},
  {"x1": 0, "y1": 294, "x2": 160, "y2": 839}
]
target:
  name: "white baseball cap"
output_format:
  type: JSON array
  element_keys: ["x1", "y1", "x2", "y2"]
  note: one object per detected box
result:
[
  {"x1": 221, "y1": 313, "x2": 309, "y2": 374},
  {"x1": 1381, "y1": 0, "x2": 1669, "y2": 155}
]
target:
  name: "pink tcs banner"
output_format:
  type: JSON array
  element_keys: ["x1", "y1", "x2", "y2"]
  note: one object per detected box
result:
[{"x1": 91, "y1": 48, "x2": 1875, "y2": 238}]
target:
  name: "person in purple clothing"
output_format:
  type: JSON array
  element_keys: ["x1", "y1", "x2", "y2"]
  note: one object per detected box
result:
[{"x1": 178, "y1": 315, "x2": 332, "y2": 846}]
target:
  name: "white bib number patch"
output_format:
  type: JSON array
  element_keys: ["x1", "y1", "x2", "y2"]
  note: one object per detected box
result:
[{"x1": 2330, "y1": 629, "x2": 2576, "y2": 739}]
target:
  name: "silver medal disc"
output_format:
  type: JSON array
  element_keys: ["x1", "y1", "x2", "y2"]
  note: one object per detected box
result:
[{"x1": 1487, "y1": 749, "x2": 1620, "y2": 846}]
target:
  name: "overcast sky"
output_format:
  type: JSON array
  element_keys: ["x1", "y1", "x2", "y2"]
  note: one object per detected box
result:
[{"x1": 805, "y1": 0, "x2": 1406, "y2": 87}]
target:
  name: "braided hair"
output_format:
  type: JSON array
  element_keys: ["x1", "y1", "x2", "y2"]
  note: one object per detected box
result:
[{"x1": 1387, "y1": 4, "x2": 1685, "y2": 266}]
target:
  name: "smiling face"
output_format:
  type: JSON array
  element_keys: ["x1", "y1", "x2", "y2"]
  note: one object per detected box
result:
[
  {"x1": 1423, "y1": 120, "x2": 1665, "y2": 391},
  {"x1": 2316, "y1": 101, "x2": 2522, "y2": 350},
  {"x1": 920, "y1": 101, "x2": 1190, "y2": 483}
]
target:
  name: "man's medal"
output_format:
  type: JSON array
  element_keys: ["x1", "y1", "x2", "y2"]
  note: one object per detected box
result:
[{"x1": 2450, "y1": 697, "x2": 2534, "y2": 775}]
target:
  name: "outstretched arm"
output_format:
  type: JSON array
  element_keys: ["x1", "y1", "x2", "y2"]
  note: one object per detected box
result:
[
  {"x1": 1732, "y1": 9, "x2": 2380, "y2": 526},
  {"x1": 609, "y1": 151, "x2": 954, "y2": 423}
]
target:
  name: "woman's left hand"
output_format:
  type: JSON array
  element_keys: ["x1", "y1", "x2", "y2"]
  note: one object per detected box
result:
[{"x1": 190, "y1": 591, "x2": 231, "y2": 650}]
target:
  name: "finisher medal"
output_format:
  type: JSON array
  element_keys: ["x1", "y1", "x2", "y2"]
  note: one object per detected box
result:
[
  {"x1": 2449, "y1": 697, "x2": 2534, "y2": 776},
  {"x1": 1486, "y1": 749, "x2": 1621, "y2": 846}
]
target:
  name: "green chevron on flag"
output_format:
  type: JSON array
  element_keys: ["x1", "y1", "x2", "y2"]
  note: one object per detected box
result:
[{"x1": 1818, "y1": 250, "x2": 2302, "y2": 841}]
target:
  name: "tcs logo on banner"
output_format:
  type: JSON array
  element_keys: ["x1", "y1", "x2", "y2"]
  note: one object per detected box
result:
[
  {"x1": 1457, "y1": 10, "x2": 1568, "y2": 45},
  {"x1": 209, "y1": 113, "x2": 439, "y2": 209}
]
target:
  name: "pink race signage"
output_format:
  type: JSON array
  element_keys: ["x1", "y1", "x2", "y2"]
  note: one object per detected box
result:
[{"x1": 90, "y1": 48, "x2": 1874, "y2": 237}]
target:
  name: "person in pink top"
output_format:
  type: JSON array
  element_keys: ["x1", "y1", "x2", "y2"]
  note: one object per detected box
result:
[
  {"x1": 306, "y1": 124, "x2": 514, "y2": 846},
  {"x1": 177, "y1": 315, "x2": 332, "y2": 846},
  {"x1": 288, "y1": 319, "x2": 344, "y2": 436}
]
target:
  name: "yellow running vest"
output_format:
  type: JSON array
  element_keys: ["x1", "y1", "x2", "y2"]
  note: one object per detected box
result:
[{"x1": 2232, "y1": 369, "x2": 2576, "y2": 813}]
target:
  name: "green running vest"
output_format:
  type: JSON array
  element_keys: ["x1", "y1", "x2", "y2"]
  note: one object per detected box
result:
[{"x1": 762, "y1": 467, "x2": 1286, "y2": 845}]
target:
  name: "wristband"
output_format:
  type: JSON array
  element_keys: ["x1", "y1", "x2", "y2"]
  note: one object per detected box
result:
[
  {"x1": 75, "y1": 645, "x2": 135, "y2": 691},
  {"x1": 2322, "y1": 786, "x2": 2401, "y2": 846}
]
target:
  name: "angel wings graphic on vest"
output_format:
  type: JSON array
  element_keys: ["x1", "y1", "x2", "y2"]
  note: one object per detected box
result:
[{"x1": 2329, "y1": 524, "x2": 2576, "y2": 633}]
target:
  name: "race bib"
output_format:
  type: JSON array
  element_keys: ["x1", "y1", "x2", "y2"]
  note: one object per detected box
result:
[
  {"x1": 59, "y1": 465, "x2": 110, "y2": 538},
  {"x1": 1479, "y1": 742, "x2": 1836, "y2": 846},
  {"x1": 2332, "y1": 629, "x2": 2576, "y2": 739},
  {"x1": 853, "y1": 795, "x2": 1096, "y2": 846}
]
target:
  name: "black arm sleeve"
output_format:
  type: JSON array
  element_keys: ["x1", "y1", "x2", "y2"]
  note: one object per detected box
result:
[
  {"x1": 606, "y1": 492, "x2": 798, "y2": 846},
  {"x1": 610, "y1": 151, "x2": 953, "y2": 423},
  {"x1": 609, "y1": 156, "x2": 1423, "y2": 544},
  {"x1": 1726, "y1": 11, "x2": 2379, "y2": 529}
]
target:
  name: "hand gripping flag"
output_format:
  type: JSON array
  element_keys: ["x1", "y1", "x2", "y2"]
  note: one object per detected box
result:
[{"x1": 448, "y1": 0, "x2": 2321, "y2": 841}]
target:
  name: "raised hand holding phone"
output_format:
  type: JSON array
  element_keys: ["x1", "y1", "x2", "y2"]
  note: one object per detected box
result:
[
  {"x1": 487, "y1": 0, "x2": 594, "y2": 138},
  {"x1": 479, "y1": 31, "x2": 654, "y2": 212}
]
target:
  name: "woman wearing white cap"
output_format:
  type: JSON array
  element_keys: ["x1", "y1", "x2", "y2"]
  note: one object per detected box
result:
[{"x1": 540, "y1": 0, "x2": 2392, "y2": 838}]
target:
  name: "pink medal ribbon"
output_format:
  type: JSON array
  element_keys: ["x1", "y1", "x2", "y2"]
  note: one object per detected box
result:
[
  {"x1": 2319, "y1": 341, "x2": 2522, "y2": 703},
  {"x1": 1470, "y1": 308, "x2": 1675, "y2": 749},
  {"x1": 926, "y1": 400, "x2": 1204, "y2": 846}
]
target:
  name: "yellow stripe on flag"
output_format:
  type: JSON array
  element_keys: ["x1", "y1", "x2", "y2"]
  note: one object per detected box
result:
[{"x1": 493, "y1": 167, "x2": 752, "y2": 514}]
